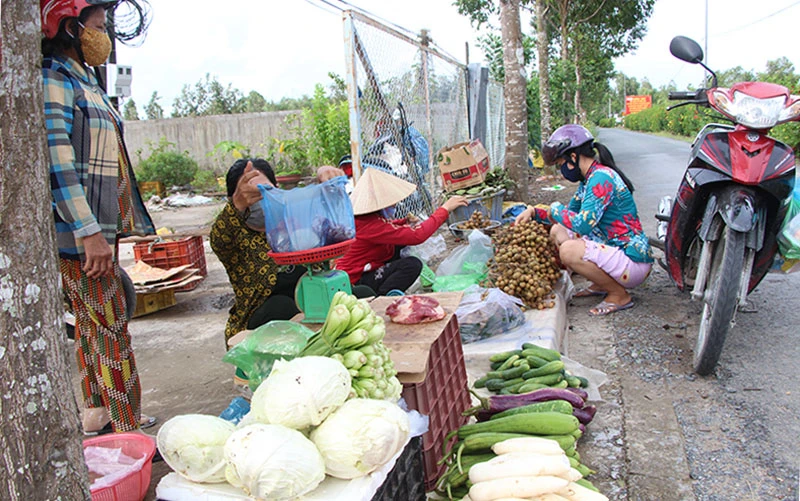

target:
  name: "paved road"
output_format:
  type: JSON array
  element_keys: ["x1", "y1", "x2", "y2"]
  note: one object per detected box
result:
[{"x1": 566, "y1": 128, "x2": 799, "y2": 500}]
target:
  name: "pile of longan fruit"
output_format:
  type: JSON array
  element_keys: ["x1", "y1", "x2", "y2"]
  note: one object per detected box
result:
[
  {"x1": 457, "y1": 211, "x2": 493, "y2": 230},
  {"x1": 489, "y1": 220, "x2": 561, "y2": 309}
]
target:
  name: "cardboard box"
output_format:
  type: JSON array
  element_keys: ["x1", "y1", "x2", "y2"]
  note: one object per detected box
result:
[
  {"x1": 132, "y1": 289, "x2": 177, "y2": 318},
  {"x1": 437, "y1": 139, "x2": 491, "y2": 192}
]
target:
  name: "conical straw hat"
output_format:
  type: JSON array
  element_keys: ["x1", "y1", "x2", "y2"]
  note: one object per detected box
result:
[{"x1": 350, "y1": 167, "x2": 416, "y2": 216}]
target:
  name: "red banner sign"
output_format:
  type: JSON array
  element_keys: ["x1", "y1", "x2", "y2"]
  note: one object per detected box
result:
[{"x1": 624, "y1": 95, "x2": 652, "y2": 115}]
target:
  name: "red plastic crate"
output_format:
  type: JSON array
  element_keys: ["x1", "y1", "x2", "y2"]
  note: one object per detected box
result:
[
  {"x1": 132, "y1": 236, "x2": 207, "y2": 292},
  {"x1": 401, "y1": 315, "x2": 470, "y2": 492}
]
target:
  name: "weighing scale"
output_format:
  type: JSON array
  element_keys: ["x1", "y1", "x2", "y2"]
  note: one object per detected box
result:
[{"x1": 268, "y1": 239, "x2": 355, "y2": 323}]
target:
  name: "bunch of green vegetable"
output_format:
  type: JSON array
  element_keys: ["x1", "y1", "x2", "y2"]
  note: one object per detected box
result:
[
  {"x1": 446, "y1": 167, "x2": 513, "y2": 196},
  {"x1": 300, "y1": 291, "x2": 402, "y2": 402}
]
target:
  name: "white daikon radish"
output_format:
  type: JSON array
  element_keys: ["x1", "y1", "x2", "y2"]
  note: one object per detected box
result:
[
  {"x1": 469, "y1": 453, "x2": 571, "y2": 484},
  {"x1": 492, "y1": 436, "x2": 565, "y2": 456},
  {"x1": 469, "y1": 475, "x2": 570, "y2": 501},
  {"x1": 555, "y1": 468, "x2": 583, "y2": 482}
]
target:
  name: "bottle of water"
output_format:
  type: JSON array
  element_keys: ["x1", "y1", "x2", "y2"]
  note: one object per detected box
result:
[{"x1": 219, "y1": 397, "x2": 250, "y2": 425}]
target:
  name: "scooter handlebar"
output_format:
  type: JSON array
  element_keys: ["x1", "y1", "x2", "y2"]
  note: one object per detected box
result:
[{"x1": 668, "y1": 90, "x2": 701, "y2": 101}]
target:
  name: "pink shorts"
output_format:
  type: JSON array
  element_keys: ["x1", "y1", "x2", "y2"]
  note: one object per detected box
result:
[{"x1": 571, "y1": 234, "x2": 651, "y2": 288}]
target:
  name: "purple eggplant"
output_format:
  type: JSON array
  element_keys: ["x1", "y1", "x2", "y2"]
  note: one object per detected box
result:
[
  {"x1": 473, "y1": 409, "x2": 495, "y2": 422},
  {"x1": 463, "y1": 388, "x2": 585, "y2": 417},
  {"x1": 565, "y1": 386, "x2": 589, "y2": 401},
  {"x1": 579, "y1": 423, "x2": 586, "y2": 434},
  {"x1": 572, "y1": 404, "x2": 597, "y2": 425}
]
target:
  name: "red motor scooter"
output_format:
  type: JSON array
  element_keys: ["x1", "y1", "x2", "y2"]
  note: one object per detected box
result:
[{"x1": 652, "y1": 36, "x2": 799, "y2": 375}]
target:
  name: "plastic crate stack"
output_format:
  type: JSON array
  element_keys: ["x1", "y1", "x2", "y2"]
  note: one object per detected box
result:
[
  {"x1": 371, "y1": 436, "x2": 425, "y2": 501},
  {"x1": 132, "y1": 236, "x2": 207, "y2": 292},
  {"x1": 400, "y1": 315, "x2": 471, "y2": 492}
]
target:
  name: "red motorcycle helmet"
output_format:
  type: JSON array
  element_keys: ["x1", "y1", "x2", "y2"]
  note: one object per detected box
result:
[
  {"x1": 541, "y1": 124, "x2": 595, "y2": 165},
  {"x1": 40, "y1": 0, "x2": 117, "y2": 39}
]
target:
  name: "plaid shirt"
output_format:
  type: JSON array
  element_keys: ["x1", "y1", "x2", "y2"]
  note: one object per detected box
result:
[{"x1": 43, "y1": 54, "x2": 154, "y2": 259}]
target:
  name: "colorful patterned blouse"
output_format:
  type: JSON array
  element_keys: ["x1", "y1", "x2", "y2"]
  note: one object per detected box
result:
[
  {"x1": 209, "y1": 202, "x2": 280, "y2": 343},
  {"x1": 539, "y1": 162, "x2": 653, "y2": 263}
]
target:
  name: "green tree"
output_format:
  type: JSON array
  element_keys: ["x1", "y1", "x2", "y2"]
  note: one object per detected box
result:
[
  {"x1": 266, "y1": 79, "x2": 350, "y2": 176},
  {"x1": 757, "y1": 57, "x2": 799, "y2": 90},
  {"x1": 122, "y1": 98, "x2": 140, "y2": 120},
  {"x1": 717, "y1": 66, "x2": 756, "y2": 87},
  {"x1": 242, "y1": 90, "x2": 267, "y2": 113},
  {"x1": 552, "y1": 0, "x2": 655, "y2": 122},
  {"x1": 135, "y1": 137, "x2": 199, "y2": 187},
  {"x1": 144, "y1": 91, "x2": 164, "y2": 120},
  {"x1": 171, "y1": 73, "x2": 245, "y2": 117}
]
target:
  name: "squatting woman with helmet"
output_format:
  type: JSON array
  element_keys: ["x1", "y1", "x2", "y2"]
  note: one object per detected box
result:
[
  {"x1": 516, "y1": 125, "x2": 653, "y2": 316},
  {"x1": 41, "y1": 0, "x2": 157, "y2": 433}
]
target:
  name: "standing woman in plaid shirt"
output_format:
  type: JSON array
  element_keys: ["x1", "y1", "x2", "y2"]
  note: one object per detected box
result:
[{"x1": 41, "y1": 0, "x2": 156, "y2": 434}]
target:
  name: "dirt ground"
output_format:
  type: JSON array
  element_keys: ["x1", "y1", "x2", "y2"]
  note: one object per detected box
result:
[{"x1": 75, "y1": 175, "x2": 572, "y2": 500}]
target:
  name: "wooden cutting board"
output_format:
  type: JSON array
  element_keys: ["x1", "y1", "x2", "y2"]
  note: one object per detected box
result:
[{"x1": 369, "y1": 292, "x2": 463, "y2": 382}]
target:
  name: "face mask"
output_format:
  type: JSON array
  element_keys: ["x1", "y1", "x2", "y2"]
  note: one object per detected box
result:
[
  {"x1": 560, "y1": 160, "x2": 582, "y2": 183},
  {"x1": 380, "y1": 206, "x2": 396, "y2": 219},
  {"x1": 79, "y1": 24, "x2": 112, "y2": 67},
  {"x1": 245, "y1": 202, "x2": 265, "y2": 231}
]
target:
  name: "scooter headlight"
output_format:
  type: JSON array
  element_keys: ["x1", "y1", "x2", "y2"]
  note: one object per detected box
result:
[
  {"x1": 713, "y1": 90, "x2": 785, "y2": 129},
  {"x1": 777, "y1": 96, "x2": 800, "y2": 124}
]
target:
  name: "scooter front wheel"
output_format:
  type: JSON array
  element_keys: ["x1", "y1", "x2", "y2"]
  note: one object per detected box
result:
[{"x1": 693, "y1": 225, "x2": 745, "y2": 375}]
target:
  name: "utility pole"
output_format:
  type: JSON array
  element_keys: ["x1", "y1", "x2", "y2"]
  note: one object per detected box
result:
[{"x1": 704, "y1": 0, "x2": 709, "y2": 64}]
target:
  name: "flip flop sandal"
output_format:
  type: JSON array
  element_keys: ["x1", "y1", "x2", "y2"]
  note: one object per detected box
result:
[
  {"x1": 574, "y1": 287, "x2": 607, "y2": 298},
  {"x1": 139, "y1": 415, "x2": 158, "y2": 430},
  {"x1": 589, "y1": 300, "x2": 635, "y2": 317}
]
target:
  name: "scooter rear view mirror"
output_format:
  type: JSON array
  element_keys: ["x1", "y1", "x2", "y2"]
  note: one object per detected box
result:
[{"x1": 669, "y1": 36, "x2": 704, "y2": 64}]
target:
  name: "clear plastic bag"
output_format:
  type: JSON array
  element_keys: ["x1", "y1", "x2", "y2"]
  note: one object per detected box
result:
[
  {"x1": 400, "y1": 234, "x2": 447, "y2": 262},
  {"x1": 456, "y1": 285, "x2": 525, "y2": 343},
  {"x1": 432, "y1": 230, "x2": 494, "y2": 291},
  {"x1": 778, "y1": 185, "x2": 800, "y2": 260},
  {"x1": 258, "y1": 176, "x2": 355, "y2": 253},
  {"x1": 435, "y1": 229, "x2": 493, "y2": 276},
  {"x1": 222, "y1": 321, "x2": 315, "y2": 391}
]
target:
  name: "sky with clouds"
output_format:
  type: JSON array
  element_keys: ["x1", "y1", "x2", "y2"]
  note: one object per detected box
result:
[{"x1": 114, "y1": 0, "x2": 800, "y2": 116}]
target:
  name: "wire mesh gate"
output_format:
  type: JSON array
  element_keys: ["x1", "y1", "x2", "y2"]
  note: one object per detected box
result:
[{"x1": 342, "y1": 10, "x2": 504, "y2": 218}]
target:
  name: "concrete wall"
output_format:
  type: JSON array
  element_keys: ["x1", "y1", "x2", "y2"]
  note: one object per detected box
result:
[{"x1": 123, "y1": 110, "x2": 298, "y2": 172}]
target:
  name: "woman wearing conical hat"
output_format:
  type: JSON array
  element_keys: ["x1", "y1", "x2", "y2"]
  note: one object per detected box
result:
[{"x1": 336, "y1": 168, "x2": 468, "y2": 295}]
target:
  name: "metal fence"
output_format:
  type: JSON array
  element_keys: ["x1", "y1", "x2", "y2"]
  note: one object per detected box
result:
[{"x1": 342, "y1": 10, "x2": 504, "y2": 218}]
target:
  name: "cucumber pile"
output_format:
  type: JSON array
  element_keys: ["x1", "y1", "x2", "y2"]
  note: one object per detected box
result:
[{"x1": 475, "y1": 344, "x2": 588, "y2": 395}]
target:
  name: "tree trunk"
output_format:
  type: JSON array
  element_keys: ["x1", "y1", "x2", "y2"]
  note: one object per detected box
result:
[
  {"x1": 535, "y1": 0, "x2": 552, "y2": 144},
  {"x1": 0, "y1": 3, "x2": 91, "y2": 500},
  {"x1": 499, "y1": 0, "x2": 530, "y2": 204},
  {"x1": 573, "y1": 47, "x2": 586, "y2": 123},
  {"x1": 557, "y1": 1, "x2": 570, "y2": 124}
]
